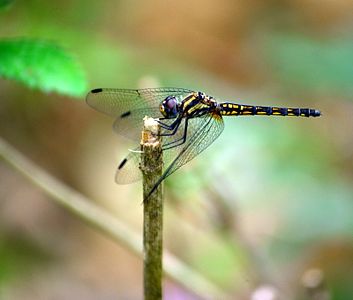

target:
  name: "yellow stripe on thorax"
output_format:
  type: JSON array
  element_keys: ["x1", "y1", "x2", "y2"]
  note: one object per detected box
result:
[{"x1": 182, "y1": 94, "x2": 210, "y2": 116}]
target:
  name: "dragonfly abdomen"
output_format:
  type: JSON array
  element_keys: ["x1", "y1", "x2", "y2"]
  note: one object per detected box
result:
[{"x1": 219, "y1": 103, "x2": 321, "y2": 117}]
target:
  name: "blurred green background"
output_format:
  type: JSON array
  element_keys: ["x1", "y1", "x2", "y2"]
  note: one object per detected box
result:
[{"x1": 0, "y1": 1, "x2": 352, "y2": 299}]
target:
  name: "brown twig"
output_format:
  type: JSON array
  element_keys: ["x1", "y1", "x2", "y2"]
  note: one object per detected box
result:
[
  {"x1": 140, "y1": 117, "x2": 164, "y2": 300},
  {"x1": 0, "y1": 136, "x2": 229, "y2": 299}
]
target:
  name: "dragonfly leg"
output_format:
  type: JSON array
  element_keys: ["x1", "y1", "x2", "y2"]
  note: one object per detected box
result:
[
  {"x1": 162, "y1": 118, "x2": 189, "y2": 150},
  {"x1": 156, "y1": 117, "x2": 181, "y2": 131},
  {"x1": 157, "y1": 118, "x2": 183, "y2": 138},
  {"x1": 156, "y1": 118, "x2": 175, "y2": 129}
]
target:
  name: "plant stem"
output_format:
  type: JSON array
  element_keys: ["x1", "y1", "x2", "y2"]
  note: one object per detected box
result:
[
  {"x1": 140, "y1": 117, "x2": 163, "y2": 300},
  {"x1": 0, "y1": 136, "x2": 229, "y2": 299}
]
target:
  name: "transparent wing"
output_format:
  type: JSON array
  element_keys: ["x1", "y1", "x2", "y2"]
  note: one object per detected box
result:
[
  {"x1": 161, "y1": 113, "x2": 224, "y2": 181},
  {"x1": 86, "y1": 87, "x2": 193, "y2": 141},
  {"x1": 115, "y1": 117, "x2": 194, "y2": 184},
  {"x1": 115, "y1": 112, "x2": 224, "y2": 186},
  {"x1": 115, "y1": 147, "x2": 142, "y2": 184}
]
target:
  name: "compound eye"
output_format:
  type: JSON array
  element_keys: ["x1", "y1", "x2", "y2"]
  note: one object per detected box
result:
[
  {"x1": 166, "y1": 97, "x2": 177, "y2": 109},
  {"x1": 160, "y1": 96, "x2": 178, "y2": 118}
]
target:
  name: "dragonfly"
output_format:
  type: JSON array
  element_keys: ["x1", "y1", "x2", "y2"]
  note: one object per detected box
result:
[{"x1": 86, "y1": 87, "x2": 321, "y2": 197}]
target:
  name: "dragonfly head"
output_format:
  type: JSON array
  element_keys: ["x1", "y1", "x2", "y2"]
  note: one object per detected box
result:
[{"x1": 160, "y1": 95, "x2": 179, "y2": 118}]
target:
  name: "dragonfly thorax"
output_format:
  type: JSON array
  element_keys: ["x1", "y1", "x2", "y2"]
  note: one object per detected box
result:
[
  {"x1": 198, "y1": 91, "x2": 206, "y2": 100},
  {"x1": 159, "y1": 95, "x2": 180, "y2": 119}
]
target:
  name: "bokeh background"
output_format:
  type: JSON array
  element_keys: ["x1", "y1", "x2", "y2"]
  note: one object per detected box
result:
[{"x1": 1, "y1": 1, "x2": 352, "y2": 299}]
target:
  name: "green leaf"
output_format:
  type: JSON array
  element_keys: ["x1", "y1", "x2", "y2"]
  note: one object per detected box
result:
[
  {"x1": 0, "y1": 38, "x2": 87, "y2": 97},
  {"x1": 0, "y1": 0, "x2": 14, "y2": 10}
]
